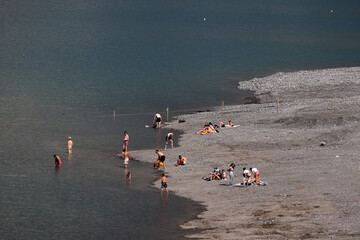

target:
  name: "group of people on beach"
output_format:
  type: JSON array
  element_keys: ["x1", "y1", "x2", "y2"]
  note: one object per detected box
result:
[
  {"x1": 196, "y1": 121, "x2": 234, "y2": 134},
  {"x1": 205, "y1": 164, "x2": 261, "y2": 186},
  {"x1": 54, "y1": 112, "x2": 258, "y2": 198}
]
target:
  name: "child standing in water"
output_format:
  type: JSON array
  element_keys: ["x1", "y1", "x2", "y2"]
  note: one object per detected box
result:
[
  {"x1": 67, "y1": 137, "x2": 73, "y2": 154},
  {"x1": 161, "y1": 174, "x2": 168, "y2": 195}
]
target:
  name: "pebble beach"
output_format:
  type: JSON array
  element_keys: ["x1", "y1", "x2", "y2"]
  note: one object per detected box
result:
[{"x1": 132, "y1": 67, "x2": 360, "y2": 239}]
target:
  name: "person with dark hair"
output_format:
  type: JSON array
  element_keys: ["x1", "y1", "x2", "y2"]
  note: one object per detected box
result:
[
  {"x1": 250, "y1": 167, "x2": 260, "y2": 186},
  {"x1": 54, "y1": 155, "x2": 61, "y2": 167},
  {"x1": 227, "y1": 163, "x2": 236, "y2": 185},
  {"x1": 175, "y1": 155, "x2": 187, "y2": 166},
  {"x1": 155, "y1": 150, "x2": 166, "y2": 170},
  {"x1": 161, "y1": 174, "x2": 168, "y2": 195},
  {"x1": 123, "y1": 131, "x2": 129, "y2": 151}
]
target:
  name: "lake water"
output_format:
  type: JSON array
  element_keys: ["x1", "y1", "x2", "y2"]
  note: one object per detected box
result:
[{"x1": 1, "y1": 0, "x2": 359, "y2": 239}]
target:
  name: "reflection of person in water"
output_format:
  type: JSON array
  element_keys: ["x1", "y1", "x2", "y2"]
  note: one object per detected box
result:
[{"x1": 126, "y1": 171, "x2": 131, "y2": 183}]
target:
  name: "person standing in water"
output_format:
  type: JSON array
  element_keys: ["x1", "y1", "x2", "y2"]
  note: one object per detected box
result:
[
  {"x1": 54, "y1": 155, "x2": 62, "y2": 167},
  {"x1": 123, "y1": 149, "x2": 130, "y2": 169},
  {"x1": 164, "y1": 133, "x2": 174, "y2": 150},
  {"x1": 123, "y1": 131, "x2": 129, "y2": 151},
  {"x1": 153, "y1": 112, "x2": 162, "y2": 128},
  {"x1": 161, "y1": 173, "x2": 168, "y2": 195},
  {"x1": 67, "y1": 137, "x2": 73, "y2": 154}
]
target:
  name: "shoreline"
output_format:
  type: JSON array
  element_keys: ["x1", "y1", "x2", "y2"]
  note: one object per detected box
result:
[{"x1": 132, "y1": 66, "x2": 360, "y2": 239}]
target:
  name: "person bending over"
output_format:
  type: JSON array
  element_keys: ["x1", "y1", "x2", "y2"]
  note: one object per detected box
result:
[
  {"x1": 155, "y1": 150, "x2": 166, "y2": 170},
  {"x1": 165, "y1": 133, "x2": 174, "y2": 150}
]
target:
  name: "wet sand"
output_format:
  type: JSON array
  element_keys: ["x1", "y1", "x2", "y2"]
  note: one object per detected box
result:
[{"x1": 132, "y1": 67, "x2": 360, "y2": 239}]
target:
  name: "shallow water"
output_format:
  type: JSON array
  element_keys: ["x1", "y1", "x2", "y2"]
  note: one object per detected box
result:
[
  {"x1": 1, "y1": 0, "x2": 360, "y2": 239},
  {"x1": 0, "y1": 149, "x2": 203, "y2": 240}
]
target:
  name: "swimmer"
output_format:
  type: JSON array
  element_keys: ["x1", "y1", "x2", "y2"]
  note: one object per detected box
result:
[
  {"x1": 161, "y1": 173, "x2": 168, "y2": 195},
  {"x1": 164, "y1": 133, "x2": 174, "y2": 150},
  {"x1": 123, "y1": 149, "x2": 130, "y2": 169},
  {"x1": 123, "y1": 131, "x2": 129, "y2": 151},
  {"x1": 153, "y1": 112, "x2": 162, "y2": 128},
  {"x1": 54, "y1": 155, "x2": 61, "y2": 167},
  {"x1": 67, "y1": 136, "x2": 73, "y2": 154}
]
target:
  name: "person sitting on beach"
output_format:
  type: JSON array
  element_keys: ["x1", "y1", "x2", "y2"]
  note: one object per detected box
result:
[
  {"x1": 210, "y1": 167, "x2": 221, "y2": 180},
  {"x1": 243, "y1": 168, "x2": 251, "y2": 187},
  {"x1": 67, "y1": 137, "x2": 73, "y2": 154},
  {"x1": 209, "y1": 122, "x2": 218, "y2": 128},
  {"x1": 154, "y1": 112, "x2": 162, "y2": 128},
  {"x1": 123, "y1": 131, "x2": 129, "y2": 151},
  {"x1": 175, "y1": 155, "x2": 187, "y2": 166},
  {"x1": 196, "y1": 122, "x2": 216, "y2": 135},
  {"x1": 155, "y1": 150, "x2": 166, "y2": 170},
  {"x1": 154, "y1": 159, "x2": 161, "y2": 169},
  {"x1": 220, "y1": 121, "x2": 225, "y2": 128},
  {"x1": 250, "y1": 167, "x2": 260, "y2": 186},
  {"x1": 225, "y1": 120, "x2": 234, "y2": 127},
  {"x1": 220, "y1": 169, "x2": 226, "y2": 180},
  {"x1": 164, "y1": 133, "x2": 174, "y2": 150},
  {"x1": 54, "y1": 155, "x2": 61, "y2": 167}
]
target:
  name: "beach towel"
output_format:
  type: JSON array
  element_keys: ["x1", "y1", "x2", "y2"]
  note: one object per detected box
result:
[{"x1": 234, "y1": 180, "x2": 267, "y2": 187}]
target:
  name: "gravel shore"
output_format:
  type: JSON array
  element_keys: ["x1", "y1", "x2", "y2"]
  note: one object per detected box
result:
[{"x1": 132, "y1": 67, "x2": 360, "y2": 239}]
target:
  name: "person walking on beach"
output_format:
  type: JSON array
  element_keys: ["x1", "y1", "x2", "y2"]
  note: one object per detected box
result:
[
  {"x1": 155, "y1": 150, "x2": 166, "y2": 170},
  {"x1": 54, "y1": 155, "x2": 62, "y2": 167},
  {"x1": 164, "y1": 133, "x2": 174, "y2": 150},
  {"x1": 227, "y1": 163, "x2": 236, "y2": 185},
  {"x1": 123, "y1": 149, "x2": 130, "y2": 169},
  {"x1": 67, "y1": 137, "x2": 73, "y2": 154},
  {"x1": 161, "y1": 173, "x2": 168, "y2": 195},
  {"x1": 154, "y1": 112, "x2": 162, "y2": 128},
  {"x1": 123, "y1": 131, "x2": 129, "y2": 151}
]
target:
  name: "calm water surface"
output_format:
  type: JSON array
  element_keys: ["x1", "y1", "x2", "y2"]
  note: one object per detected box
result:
[{"x1": 1, "y1": 0, "x2": 360, "y2": 239}]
